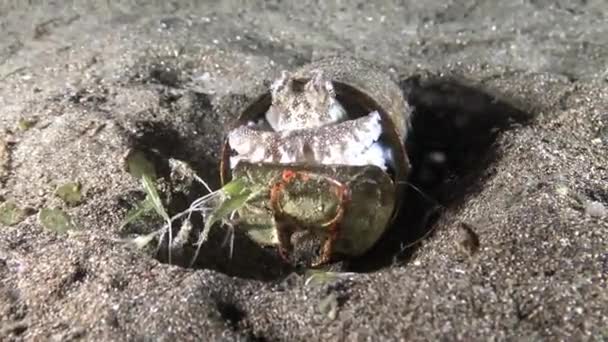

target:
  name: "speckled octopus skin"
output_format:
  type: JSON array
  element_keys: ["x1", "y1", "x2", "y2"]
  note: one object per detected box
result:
[
  {"x1": 265, "y1": 69, "x2": 348, "y2": 131},
  {"x1": 228, "y1": 110, "x2": 388, "y2": 169},
  {"x1": 291, "y1": 56, "x2": 411, "y2": 139},
  {"x1": 228, "y1": 56, "x2": 412, "y2": 170}
]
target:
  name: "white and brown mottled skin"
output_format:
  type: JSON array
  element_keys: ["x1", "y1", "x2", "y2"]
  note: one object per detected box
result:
[
  {"x1": 229, "y1": 110, "x2": 388, "y2": 169},
  {"x1": 228, "y1": 70, "x2": 389, "y2": 169},
  {"x1": 265, "y1": 69, "x2": 348, "y2": 131}
]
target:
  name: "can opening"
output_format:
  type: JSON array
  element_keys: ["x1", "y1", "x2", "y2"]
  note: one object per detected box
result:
[{"x1": 221, "y1": 81, "x2": 409, "y2": 187}]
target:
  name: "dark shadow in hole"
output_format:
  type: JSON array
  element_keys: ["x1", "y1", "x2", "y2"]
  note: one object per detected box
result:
[
  {"x1": 128, "y1": 120, "x2": 291, "y2": 282},
  {"x1": 214, "y1": 299, "x2": 246, "y2": 331},
  {"x1": 129, "y1": 121, "x2": 221, "y2": 190},
  {"x1": 126, "y1": 74, "x2": 534, "y2": 279},
  {"x1": 210, "y1": 292, "x2": 272, "y2": 341},
  {"x1": 346, "y1": 75, "x2": 534, "y2": 272},
  {"x1": 155, "y1": 226, "x2": 290, "y2": 281}
]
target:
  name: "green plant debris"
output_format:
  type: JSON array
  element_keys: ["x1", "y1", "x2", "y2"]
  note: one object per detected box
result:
[
  {"x1": 141, "y1": 172, "x2": 173, "y2": 261},
  {"x1": 125, "y1": 149, "x2": 157, "y2": 180},
  {"x1": 0, "y1": 201, "x2": 26, "y2": 226},
  {"x1": 304, "y1": 269, "x2": 356, "y2": 287},
  {"x1": 17, "y1": 117, "x2": 38, "y2": 131},
  {"x1": 317, "y1": 292, "x2": 339, "y2": 320},
  {"x1": 119, "y1": 155, "x2": 262, "y2": 265},
  {"x1": 189, "y1": 177, "x2": 264, "y2": 266},
  {"x1": 39, "y1": 208, "x2": 76, "y2": 234},
  {"x1": 119, "y1": 197, "x2": 155, "y2": 230},
  {"x1": 120, "y1": 152, "x2": 171, "y2": 257},
  {"x1": 127, "y1": 230, "x2": 161, "y2": 250},
  {"x1": 119, "y1": 159, "x2": 166, "y2": 231},
  {"x1": 201, "y1": 178, "x2": 261, "y2": 241},
  {"x1": 141, "y1": 174, "x2": 169, "y2": 222},
  {"x1": 55, "y1": 182, "x2": 83, "y2": 206}
]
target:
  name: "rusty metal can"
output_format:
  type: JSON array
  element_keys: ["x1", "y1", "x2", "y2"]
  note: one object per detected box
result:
[{"x1": 220, "y1": 56, "x2": 412, "y2": 265}]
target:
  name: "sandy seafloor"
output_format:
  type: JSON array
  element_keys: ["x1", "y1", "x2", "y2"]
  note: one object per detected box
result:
[{"x1": 0, "y1": 1, "x2": 607, "y2": 340}]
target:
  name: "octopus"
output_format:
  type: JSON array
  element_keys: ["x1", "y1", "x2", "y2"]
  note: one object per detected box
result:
[{"x1": 228, "y1": 69, "x2": 391, "y2": 170}]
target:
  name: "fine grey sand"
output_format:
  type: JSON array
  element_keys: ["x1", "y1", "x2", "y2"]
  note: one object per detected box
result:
[{"x1": 1, "y1": 1, "x2": 607, "y2": 341}]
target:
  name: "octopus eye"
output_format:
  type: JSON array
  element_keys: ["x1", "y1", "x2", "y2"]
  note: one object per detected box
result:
[
  {"x1": 324, "y1": 80, "x2": 336, "y2": 98},
  {"x1": 305, "y1": 70, "x2": 325, "y2": 93},
  {"x1": 270, "y1": 70, "x2": 293, "y2": 97}
]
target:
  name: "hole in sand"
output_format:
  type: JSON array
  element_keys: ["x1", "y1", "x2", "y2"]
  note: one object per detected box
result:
[
  {"x1": 126, "y1": 121, "x2": 289, "y2": 281},
  {"x1": 346, "y1": 76, "x2": 533, "y2": 272},
  {"x1": 122, "y1": 74, "x2": 533, "y2": 280},
  {"x1": 214, "y1": 299, "x2": 246, "y2": 330}
]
